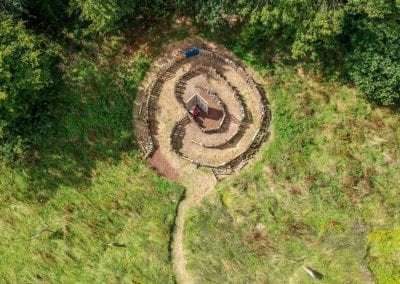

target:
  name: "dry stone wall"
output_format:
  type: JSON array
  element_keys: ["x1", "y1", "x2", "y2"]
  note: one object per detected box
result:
[{"x1": 136, "y1": 44, "x2": 271, "y2": 175}]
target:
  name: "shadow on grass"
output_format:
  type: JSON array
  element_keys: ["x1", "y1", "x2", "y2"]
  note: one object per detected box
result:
[
  {"x1": 12, "y1": 24, "x2": 195, "y2": 203},
  {"x1": 17, "y1": 51, "x2": 148, "y2": 203},
  {"x1": 23, "y1": 79, "x2": 134, "y2": 201}
]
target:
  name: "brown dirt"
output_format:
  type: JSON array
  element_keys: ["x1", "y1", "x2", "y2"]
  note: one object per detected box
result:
[
  {"x1": 148, "y1": 149, "x2": 179, "y2": 181},
  {"x1": 183, "y1": 118, "x2": 238, "y2": 145},
  {"x1": 195, "y1": 109, "x2": 223, "y2": 129}
]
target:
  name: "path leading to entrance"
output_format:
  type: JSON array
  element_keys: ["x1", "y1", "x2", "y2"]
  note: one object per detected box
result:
[{"x1": 172, "y1": 174, "x2": 217, "y2": 284}]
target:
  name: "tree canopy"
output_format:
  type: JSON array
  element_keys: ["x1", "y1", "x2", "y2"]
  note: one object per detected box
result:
[{"x1": 0, "y1": 12, "x2": 58, "y2": 157}]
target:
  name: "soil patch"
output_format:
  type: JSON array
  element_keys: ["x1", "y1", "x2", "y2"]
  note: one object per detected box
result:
[{"x1": 149, "y1": 149, "x2": 179, "y2": 181}]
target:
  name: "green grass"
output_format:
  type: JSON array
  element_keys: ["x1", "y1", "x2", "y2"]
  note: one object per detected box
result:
[
  {"x1": 184, "y1": 65, "x2": 400, "y2": 283},
  {"x1": 367, "y1": 229, "x2": 400, "y2": 283},
  {"x1": 0, "y1": 35, "x2": 184, "y2": 282}
]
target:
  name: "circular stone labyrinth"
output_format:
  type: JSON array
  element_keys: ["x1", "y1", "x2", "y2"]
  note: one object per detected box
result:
[
  {"x1": 134, "y1": 39, "x2": 271, "y2": 182},
  {"x1": 133, "y1": 38, "x2": 271, "y2": 283}
]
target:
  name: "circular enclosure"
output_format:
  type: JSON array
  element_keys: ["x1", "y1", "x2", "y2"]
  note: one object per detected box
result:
[{"x1": 134, "y1": 39, "x2": 271, "y2": 180}]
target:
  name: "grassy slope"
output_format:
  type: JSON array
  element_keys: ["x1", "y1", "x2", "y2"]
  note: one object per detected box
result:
[
  {"x1": 185, "y1": 64, "x2": 400, "y2": 283},
  {"x1": 0, "y1": 37, "x2": 183, "y2": 282}
]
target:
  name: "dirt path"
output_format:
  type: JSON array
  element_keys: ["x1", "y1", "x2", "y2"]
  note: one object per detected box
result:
[{"x1": 172, "y1": 172, "x2": 217, "y2": 284}]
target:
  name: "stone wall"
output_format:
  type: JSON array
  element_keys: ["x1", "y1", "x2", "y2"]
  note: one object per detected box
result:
[{"x1": 138, "y1": 46, "x2": 271, "y2": 174}]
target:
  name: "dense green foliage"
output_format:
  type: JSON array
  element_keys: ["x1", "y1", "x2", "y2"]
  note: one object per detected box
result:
[
  {"x1": 344, "y1": 5, "x2": 400, "y2": 105},
  {"x1": 0, "y1": 13, "x2": 59, "y2": 158},
  {"x1": 251, "y1": 1, "x2": 400, "y2": 106},
  {"x1": 68, "y1": 0, "x2": 175, "y2": 34},
  {"x1": 0, "y1": 0, "x2": 24, "y2": 18},
  {"x1": 68, "y1": 0, "x2": 136, "y2": 34}
]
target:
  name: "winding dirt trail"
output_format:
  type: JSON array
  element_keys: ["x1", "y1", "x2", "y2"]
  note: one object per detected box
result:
[{"x1": 172, "y1": 172, "x2": 217, "y2": 284}]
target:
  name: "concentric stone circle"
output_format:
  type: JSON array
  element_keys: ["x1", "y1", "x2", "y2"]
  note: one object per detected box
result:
[{"x1": 134, "y1": 39, "x2": 271, "y2": 180}]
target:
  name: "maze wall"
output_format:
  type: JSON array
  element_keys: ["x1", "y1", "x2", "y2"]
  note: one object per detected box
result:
[{"x1": 135, "y1": 42, "x2": 271, "y2": 179}]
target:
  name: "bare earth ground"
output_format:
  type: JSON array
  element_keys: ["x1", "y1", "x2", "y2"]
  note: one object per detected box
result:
[
  {"x1": 182, "y1": 120, "x2": 238, "y2": 146},
  {"x1": 194, "y1": 107, "x2": 222, "y2": 129},
  {"x1": 148, "y1": 149, "x2": 179, "y2": 181},
  {"x1": 134, "y1": 37, "x2": 268, "y2": 283}
]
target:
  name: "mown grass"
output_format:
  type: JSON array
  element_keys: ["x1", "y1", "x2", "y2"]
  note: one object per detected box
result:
[
  {"x1": 185, "y1": 64, "x2": 400, "y2": 283},
  {"x1": 0, "y1": 35, "x2": 185, "y2": 282}
]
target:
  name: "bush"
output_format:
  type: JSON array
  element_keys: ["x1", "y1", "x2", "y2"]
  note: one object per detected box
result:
[
  {"x1": 0, "y1": 13, "x2": 59, "y2": 158},
  {"x1": 345, "y1": 19, "x2": 400, "y2": 106}
]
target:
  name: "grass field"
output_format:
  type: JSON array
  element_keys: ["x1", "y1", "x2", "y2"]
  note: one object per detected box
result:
[
  {"x1": 0, "y1": 36, "x2": 184, "y2": 282},
  {"x1": 184, "y1": 61, "x2": 400, "y2": 283}
]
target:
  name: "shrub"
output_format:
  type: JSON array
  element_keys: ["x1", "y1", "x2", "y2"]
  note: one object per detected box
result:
[
  {"x1": 345, "y1": 19, "x2": 400, "y2": 106},
  {"x1": 0, "y1": 13, "x2": 59, "y2": 158}
]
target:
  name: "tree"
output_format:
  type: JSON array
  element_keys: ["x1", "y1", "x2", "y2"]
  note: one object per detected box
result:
[
  {"x1": 344, "y1": 0, "x2": 400, "y2": 105},
  {"x1": 25, "y1": 0, "x2": 70, "y2": 30},
  {"x1": 0, "y1": 13, "x2": 59, "y2": 157},
  {"x1": 174, "y1": 0, "x2": 257, "y2": 31},
  {"x1": 0, "y1": 0, "x2": 25, "y2": 19},
  {"x1": 68, "y1": 0, "x2": 128, "y2": 34},
  {"x1": 238, "y1": 0, "x2": 400, "y2": 105}
]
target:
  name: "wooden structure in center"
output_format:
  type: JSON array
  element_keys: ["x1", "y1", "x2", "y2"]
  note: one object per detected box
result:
[{"x1": 185, "y1": 87, "x2": 209, "y2": 114}]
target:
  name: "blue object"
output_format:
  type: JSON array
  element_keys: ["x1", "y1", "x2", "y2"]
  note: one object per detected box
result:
[{"x1": 184, "y1": 48, "x2": 200, "y2": 58}]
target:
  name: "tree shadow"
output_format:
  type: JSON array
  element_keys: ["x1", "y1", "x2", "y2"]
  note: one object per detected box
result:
[{"x1": 17, "y1": 49, "x2": 150, "y2": 204}]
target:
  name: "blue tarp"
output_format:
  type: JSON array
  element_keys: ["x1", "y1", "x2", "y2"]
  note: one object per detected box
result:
[{"x1": 184, "y1": 48, "x2": 200, "y2": 58}]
